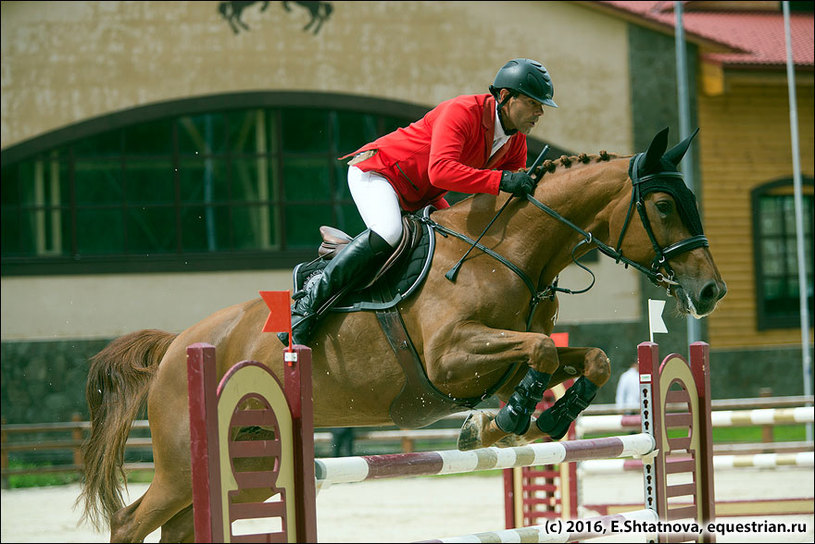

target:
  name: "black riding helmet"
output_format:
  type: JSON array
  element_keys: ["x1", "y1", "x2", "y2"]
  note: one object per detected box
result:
[{"x1": 490, "y1": 58, "x2": 558, "y2": 108}]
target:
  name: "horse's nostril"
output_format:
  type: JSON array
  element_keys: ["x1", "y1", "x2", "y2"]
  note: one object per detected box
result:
[
  {"x1": 718, "y1": 281, "x2": 727, "y2": 300},
  {"x1": 700, "y1": 280, "x2": 724, "y2": 303}
]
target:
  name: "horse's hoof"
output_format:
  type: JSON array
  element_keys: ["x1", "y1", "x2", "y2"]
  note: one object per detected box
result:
[{"x1": 457, "y1": 411, "x2": 490, "y2": 451}]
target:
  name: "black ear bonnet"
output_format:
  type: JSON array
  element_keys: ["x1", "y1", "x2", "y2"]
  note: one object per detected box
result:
[{"x1": 628, "y1": 128, "x2": 704, "y2": 237}]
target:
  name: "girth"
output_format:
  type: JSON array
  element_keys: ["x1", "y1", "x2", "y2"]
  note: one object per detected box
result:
[
  {"x1": 371, "y1": 210, "x2": 517, "y2": 428},
  {"x1": 374, "y1": 294, "x2": 491, "y2": 428}
]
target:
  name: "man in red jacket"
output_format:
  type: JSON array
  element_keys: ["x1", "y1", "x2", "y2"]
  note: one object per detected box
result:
[{"x1": 282, "y1": 58, "x2": 557, "y2": 347}]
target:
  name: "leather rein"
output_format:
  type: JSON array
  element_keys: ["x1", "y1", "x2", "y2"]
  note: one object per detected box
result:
[{"x1": 425, "y1": 153, "x2": 710, "y2": 331}]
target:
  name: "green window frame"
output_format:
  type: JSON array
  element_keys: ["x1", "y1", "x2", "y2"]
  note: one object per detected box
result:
[
  {"x1": 751, "y1": 177, "x2": 814, "y2": 330},
  {"x1": 1, "y1": 94, "x2": 419, "y2": 274},
  {"x1": 1, "y1": 92, "x2": 556, "y2": 276}
]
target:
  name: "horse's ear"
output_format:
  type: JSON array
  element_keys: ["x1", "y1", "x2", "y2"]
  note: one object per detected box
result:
[
  {"x1": 663, "y1": 127, "x2": 700, "y2": 167},
  {"x1": 642, "y1": 127, "x2": 670, "y2": 174}
]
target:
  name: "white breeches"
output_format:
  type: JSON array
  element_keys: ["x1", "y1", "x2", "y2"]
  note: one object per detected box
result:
[{"x1": 347, "y1": 165, "x2": 403, "y2": 247}]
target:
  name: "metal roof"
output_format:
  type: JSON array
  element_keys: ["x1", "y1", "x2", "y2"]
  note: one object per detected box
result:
[{"x1": 598, "y1": 1, "x2": 813, "y2": 69}]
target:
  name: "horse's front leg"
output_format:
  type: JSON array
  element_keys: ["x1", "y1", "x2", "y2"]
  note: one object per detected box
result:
[
  {"x1": 458, "y1": 346, "x2": 611, "y2": 450},
  {"x1": 487, "y1": 346, "x2": 612, "y2": 449},
  {"x1": 426, "y1": 322, "x2": 560, "y2": 450}
]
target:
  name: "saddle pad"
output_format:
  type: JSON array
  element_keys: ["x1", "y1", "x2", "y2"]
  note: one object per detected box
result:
[{"x1": 291, "y1": 210, "x2": 435, "y2": 313}]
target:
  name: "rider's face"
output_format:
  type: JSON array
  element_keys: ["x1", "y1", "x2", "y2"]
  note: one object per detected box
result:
[{"x1": 500, "y1": 90, "x2": 544, "y2": 135}]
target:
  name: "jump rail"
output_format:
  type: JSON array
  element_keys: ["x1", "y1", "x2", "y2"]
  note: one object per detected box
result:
[
  {"x1": 579, "y1": 395, "x2": 814, "y2": 415},
  {"x1": 315, "y1": 433, "x2": 654, "y2": 487},
  {"x1": 188, "y1": 341, "x2": 716, "y2": 543},
  {"x1": 419, "y1": 509, "x2": 660, "y2": 544},
  {"x1": 577, "y1": 406, "x2": 814, "y2": 435},
  {"x1": 579, "y1": 451, "x2": 814, "y2": 474}
]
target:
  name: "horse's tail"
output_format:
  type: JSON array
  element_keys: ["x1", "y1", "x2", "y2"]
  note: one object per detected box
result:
[{"x1": 77, "y1": 329, "x2": 177, "y2": 530}]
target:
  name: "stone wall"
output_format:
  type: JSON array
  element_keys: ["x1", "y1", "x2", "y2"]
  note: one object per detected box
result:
[
  {"x1": 2, "y1": 333, "x2": 809, "y2": 425},
  {"x1": 1, "y1": 339, "x2": 108, "y2": 424}
]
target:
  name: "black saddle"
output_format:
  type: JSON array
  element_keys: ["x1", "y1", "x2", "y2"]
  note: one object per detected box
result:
[{"x1": 291, "y1": 208, "x2": 435, "y2": 313}]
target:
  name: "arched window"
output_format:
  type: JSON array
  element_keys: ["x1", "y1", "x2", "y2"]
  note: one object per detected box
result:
[
  {"x1": 751, "y1": 177, "x2": 814, "y2": 330},
  {"x1": 1, "y1": 92, "x2": 554, "y2": 275}
]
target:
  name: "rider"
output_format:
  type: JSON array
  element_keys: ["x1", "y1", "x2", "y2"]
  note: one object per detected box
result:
[{"x1": 280, "y1": 58, "x2": 558, "y2": 347}]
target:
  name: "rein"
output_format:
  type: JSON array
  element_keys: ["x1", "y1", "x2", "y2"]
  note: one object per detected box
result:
[
  {"x1": 422, "y1": 216, "x2": 548, "y2": 332},
  {"x1": 427, "y1": 154, "x2": 709, "y2": 329}
]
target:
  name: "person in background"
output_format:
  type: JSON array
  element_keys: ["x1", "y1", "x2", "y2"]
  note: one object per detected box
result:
[{"x1": 615, "y1": 361, "x2": 640, "y2": 415}]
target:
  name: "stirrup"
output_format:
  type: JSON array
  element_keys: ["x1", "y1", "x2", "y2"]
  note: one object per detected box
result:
[
  {"x1": 292, "y1": 289, "x2": 308, "y2": 301},
  {"x1": 277, "y1": 314, "x2": 317, "y2": 347}
]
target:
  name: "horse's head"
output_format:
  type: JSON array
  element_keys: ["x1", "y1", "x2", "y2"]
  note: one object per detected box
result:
[{"x1": 613, "y1": 127, "x2": 726, "y2": 317}]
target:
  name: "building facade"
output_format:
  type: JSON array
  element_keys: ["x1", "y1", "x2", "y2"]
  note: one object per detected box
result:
[{"x1": 2, "y1": 1, "x2": 812, "y2": 424}]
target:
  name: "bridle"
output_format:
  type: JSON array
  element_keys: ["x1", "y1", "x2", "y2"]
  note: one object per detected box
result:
[
  {"x1": 427, "y1": 153, "x2": 710, "y2": 330},
  {"x1": 617, "y1": 152, "x2": 710, "y2": 287}
]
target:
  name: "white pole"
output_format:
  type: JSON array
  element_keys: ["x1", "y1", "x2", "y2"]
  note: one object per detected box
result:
[
  {"x1": 674, "y1": 1, "x2": 702, "y2": 344},
  {"x1": 782, "y1": 1, "x2": 813, "y2": 441}
]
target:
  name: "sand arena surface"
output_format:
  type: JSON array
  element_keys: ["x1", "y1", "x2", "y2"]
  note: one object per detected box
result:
[{"x1": 1, "y1": 467, "x2": 812, "y2": 542}]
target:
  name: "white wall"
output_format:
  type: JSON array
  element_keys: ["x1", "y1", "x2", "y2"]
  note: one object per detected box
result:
[
  {"x1": 556, "y1": 258, "x2": 640, "y2": 325},
  {"x1": 0, "y1": 258, "x2": 639, "y2": 342},
  {"x1": 0, "y1": 270, "x2": 291, "y2": 341},
  {"x1": 2, "y1": 1, "x2": 632, "y2": 155},
  {"x1": 1, "y1": 0, "x2": 640, "y2": 343}
]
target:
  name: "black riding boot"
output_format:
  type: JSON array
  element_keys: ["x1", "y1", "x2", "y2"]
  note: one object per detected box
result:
[
  {"x1": 494, "y1": 369, "x2": 552, "y2": 435},
  {"x1": 278, "y1": 230, "x2": 392, "y2": 346},
  {"x1": 535, "y1": 376, "x2": 598, "y2": 440}
]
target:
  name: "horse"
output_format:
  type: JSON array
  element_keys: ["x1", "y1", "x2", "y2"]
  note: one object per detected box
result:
[
  {"x1": 217, "y1": 1, "x2": 270, "y2": 34},
  {"x1": 78, "y1": 127, "x2": 725, "y2": 541},
  {"x1": 282, "y1": 1, "x2": 333, "y2": 35}
]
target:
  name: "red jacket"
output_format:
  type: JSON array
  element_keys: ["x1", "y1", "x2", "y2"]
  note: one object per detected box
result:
[{"x1": 341, "y1": 94, "x2": 528, "y2": 212}]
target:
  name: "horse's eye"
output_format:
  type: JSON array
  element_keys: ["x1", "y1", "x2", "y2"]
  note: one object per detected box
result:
[{"x1": 656, "y1": 200, "x2": 673, "y2": 215}]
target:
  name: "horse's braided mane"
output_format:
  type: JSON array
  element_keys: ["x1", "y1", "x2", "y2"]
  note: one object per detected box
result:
[{"x1": 537, "y1": 150, "x2": 619, "y2": 177}]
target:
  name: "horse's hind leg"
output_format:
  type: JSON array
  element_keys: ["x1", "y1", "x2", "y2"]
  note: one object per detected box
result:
[
  {"x1": 311, "y1": 15, "x2": 325, "y2": 34},
  {"x1": 159, "y1": 505, "x2": 195, "y2": 543},
  {"x1": 110, "y1": 408, "x2": 193, "y2": 540},
  {"x1": 109, "y1": 476, "x2": 191, "y2": 542},
  {"x1": 303, "y1": 16, "x2": 316, "y2": 33},
  {"x1": 151, "y1": 426, "x2": 276, "y2": 542}
]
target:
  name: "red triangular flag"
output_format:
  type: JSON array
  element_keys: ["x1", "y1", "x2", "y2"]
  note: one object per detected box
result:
[
  {"x1": 550, "y1": 332, "x2": 569, "y2": 347},
  {"x1": 260, "y1": 291, "x2": 292, "y2": 339}
]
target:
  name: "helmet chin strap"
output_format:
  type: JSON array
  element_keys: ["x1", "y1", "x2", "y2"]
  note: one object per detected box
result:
[{"x1": 494, "y1": 91, "x2": 518, "y2": 135}]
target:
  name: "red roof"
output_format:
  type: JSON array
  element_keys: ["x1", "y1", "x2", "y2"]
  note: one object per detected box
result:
[{"x1": 598, "y1": 1, "x2": 814, "y2": 69}]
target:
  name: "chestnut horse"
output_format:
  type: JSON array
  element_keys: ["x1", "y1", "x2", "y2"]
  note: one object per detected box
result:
[{"x1": 78, "y1": 128, "x2": 725, "y2": 541}]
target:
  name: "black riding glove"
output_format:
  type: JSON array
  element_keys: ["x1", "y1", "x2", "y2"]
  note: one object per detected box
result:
[{"x1": 500, "y1": 170, "x2": 535, "y2": 197}]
